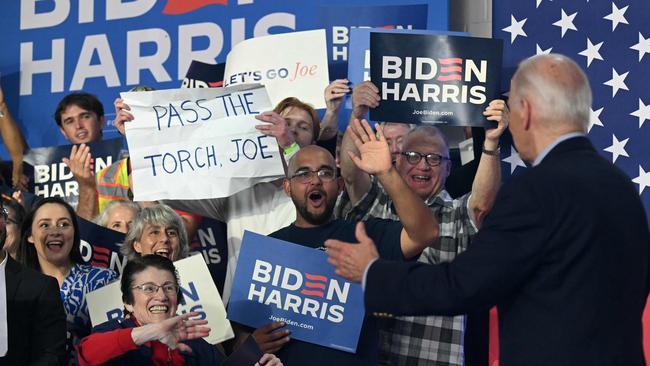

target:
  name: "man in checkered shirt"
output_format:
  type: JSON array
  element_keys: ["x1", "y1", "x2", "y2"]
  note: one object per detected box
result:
[{"x1": 335, "y1": 81, "x2": 508, "y2": 366}]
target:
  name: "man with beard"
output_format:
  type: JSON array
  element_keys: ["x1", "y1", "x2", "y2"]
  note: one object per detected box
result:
[
  {"x1": 266, "y1": 119, "x2": 439, "y2": 365},
  {"x1": 0, "y1": 200, "x2": 67, "y2": 364}
]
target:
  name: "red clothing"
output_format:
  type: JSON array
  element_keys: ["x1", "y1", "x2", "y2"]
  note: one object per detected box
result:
[{"x1": 77, "y1": 320, "x2": 184, "y2": 366}]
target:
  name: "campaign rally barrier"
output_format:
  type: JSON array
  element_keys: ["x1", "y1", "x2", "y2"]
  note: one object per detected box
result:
[
  {"x1": 369, "y1": 33, "x2": 503, "y2": 127},
  {"x1": 316, "y1": 4, "x2": 429, "y2": 80},
  {"x1": 223, "y1": 30, "x2": 329, "y2": 109},
  {"x1": 78, "y1": 217, "x2": 127, "y2": 275},
  {"x1": 228, "y1": 231, "x2": 365, "y2": 353},
  {"x1": 122, "y1": 84, "x2": 285, "y2": 201},
  {"x1": 23, "y1": 138, "x2": 124, "y2": 208},
  {"x1": 86, "y1": 254, "x2": 234, "y2": 345}
]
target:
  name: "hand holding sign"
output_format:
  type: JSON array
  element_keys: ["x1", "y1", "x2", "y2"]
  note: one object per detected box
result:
[
  {"x1": 113, "y1": 98, "x2": 134, "y2": 136},
  {"x1": 483, "y1": 99, "x2": 509, "y2": 149},
  {"x1": 325, "y1": 222, "x2": 379, "y2": 283},
  {"x1": 325, "y1": 79, "x2": 350, "y2": 113},
  {"x1": 351, "y1": 81, "x2": 380, "y2": 120},
  {"x1": 346, "y1": 119, "x2": 392, "y2": 177}
]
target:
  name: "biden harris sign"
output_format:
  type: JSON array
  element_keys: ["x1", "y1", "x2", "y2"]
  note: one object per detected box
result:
[{"x1": 228, "y1": 231, "x2": 365, "y2": 353}]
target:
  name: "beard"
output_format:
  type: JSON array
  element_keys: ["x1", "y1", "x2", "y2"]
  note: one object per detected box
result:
[{"x1": 292, "y1": 194, "x2": 337, "y2": 226}]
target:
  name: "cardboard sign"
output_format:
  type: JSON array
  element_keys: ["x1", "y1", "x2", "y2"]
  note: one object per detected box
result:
[
  {"x1": 316, "y1": 4, "x2": 428, "y2": 80},
  {"x1": 228, "y1": 231, "x2": 365, "y2": 353},
  {"x1": 223, "y1": 30, "x2": 329, "y2": 109},
  {"x1": 122, "y1": 84, "x2": 285, "y2": 201},
  {"x1": 369, "y1": 33, "x2": 503, "y2": 126},
  {"x1": 23, "y1": 138, "x2": 123, "y2": 208},
  {"x1": 78, "y1": 217, "x2": 127, "y2": 275},
  {"x1": 86, "y1": 254, "x2": 234, "y2": 345}
]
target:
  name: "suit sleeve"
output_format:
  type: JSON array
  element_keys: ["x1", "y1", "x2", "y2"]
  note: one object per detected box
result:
[
  {"x1": 365, "y1": 177, "x2": 548, "y2": 316},
  {"x1": 29, "y1": 276, "x2": 67, "y2": 366}
]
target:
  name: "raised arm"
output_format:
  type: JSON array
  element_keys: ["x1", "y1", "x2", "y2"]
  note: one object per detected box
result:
[
  {"x1": 62, "y1": 144, "x2": 99, "y2": 220},
  {"x1": 468, "y1": 99, "x2": 509, "y2": 228},
  {"x1": 346, "y1": 119, "x2": 438, "y2": 258},
  {"x1": 339, "y1": 81, "x2": 380, "y2": 204},
  {"x1": 319, "y1": 79, "x2": 349, "y2": 141},
  {"x1": 0, "y1": 81, "x2": 28, "y2": 190}
]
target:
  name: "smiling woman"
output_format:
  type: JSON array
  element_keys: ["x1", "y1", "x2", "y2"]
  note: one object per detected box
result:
[
  {"x1": 77, "y1": 255, "x2": 284, "y2": 366},
  {"x1": 121, "y1": 204, "x2": 190, "y2": 261},
  {"x1": 16, "y1": 197, "x2": 119, "y2": 365}
]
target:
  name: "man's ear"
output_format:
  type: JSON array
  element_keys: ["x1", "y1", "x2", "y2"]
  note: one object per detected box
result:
[
  {"x1": 521, "y1": 97, "x2": 532, "y2": 131},
  {"x1": 336, "y1": 176, "x2": 344, "y2": 194},
  {"x1": 283, "y1": 178, "x2": 291, "y2": 197},
  {"x1": 99, "y1": 115, "x2": 106, "y2": 130}
]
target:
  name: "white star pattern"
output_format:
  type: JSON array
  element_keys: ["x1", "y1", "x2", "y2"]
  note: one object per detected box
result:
[
  {"x1": 502, "y1": 146, "x2": 526, "y2": 173},
  {"x1": 603, "y1": 2, "x2": 629, "y2": 31},
  {"x1": 578, "y1": 38, "x2": 604, "y2": 67},
  {"x1": 632, "y1": 166, "x2": 650, "y2": 195},
  {"x1": 553, "y1": 9, "x2": 578, "y2": 38},
  {"x1": 630, "y1": 99, "x2": 650, "y2": 128},
  {"x1": 603, "y1": 68, "x2": 629, "y2": 97},
  {"x1": 630, "y1": 32, "x2": 650, "y2": 61},
  {"x1": 536, "y1": 44, "x2": 553, "y2": 55},
  {"x1": 603, "y1": 134, "x2": 630, "y2": 162},
  {"x1": 588, "y1": 107, "x2": 604, "y2": 133},
  {"x1": 502, "y1": 15, "x2": 527, "y2": 44}
]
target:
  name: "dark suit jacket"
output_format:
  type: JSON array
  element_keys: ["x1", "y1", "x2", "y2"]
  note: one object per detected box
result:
[
  {"x1": 1, "y1": 255, "x2": 66, "y2": 366},
  {"x1": 366, "y1": 137, "x2": 650, "y2": 366}
]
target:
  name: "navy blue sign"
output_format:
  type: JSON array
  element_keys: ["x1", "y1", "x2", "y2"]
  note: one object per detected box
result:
[
  {"x1": 78, "y1": 217, "x2": 127, "y2": 275},
  {"x1": 316, "y1": 4, "x2": 428, "y2": 81},
  {"x1": 189, "y1": 217, "x2": 228, "y2": 294},
  {"x1": 228, "y1": 231, "x2": 365, "y2": 353},
  {"x1": 22, "y1": 138, "x2": 124, "y2": 208},
  {"x1": 369, "y1": 33, "x2": 503, "y2": 127}
]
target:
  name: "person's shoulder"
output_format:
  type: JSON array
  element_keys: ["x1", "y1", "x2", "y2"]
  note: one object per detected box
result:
[
  {"x1": 8, "y1": 257, "x2": 58, "y2": 288},
  {"x1": 92, "y1": 317, "x2": 134, "y2": 333},
  {"x1": 76, "y1": 264, "x2": 119, "y2": 285}
]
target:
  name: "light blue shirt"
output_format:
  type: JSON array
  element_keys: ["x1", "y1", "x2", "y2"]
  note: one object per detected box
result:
[{"x1": 532, "y1": 132, "x2": 585, "y2": 166}]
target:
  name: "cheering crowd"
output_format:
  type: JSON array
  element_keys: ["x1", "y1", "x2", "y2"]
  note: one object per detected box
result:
[{"x1": 1, "y1": 52, "x2": 648, "y2": 366}]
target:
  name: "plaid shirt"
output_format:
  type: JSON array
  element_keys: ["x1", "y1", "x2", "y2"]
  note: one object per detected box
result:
[{"x1": 335, "y1": 178, "x2": 476, "y2": 366}]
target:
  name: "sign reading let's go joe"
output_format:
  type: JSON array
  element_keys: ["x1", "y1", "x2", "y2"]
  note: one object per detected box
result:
[
  {"x1": 228, "y1": 231, "x2": 365, "y2": 353},
  {"x1": 122, "y1": 84, "x2": 285, "y2": 201}
]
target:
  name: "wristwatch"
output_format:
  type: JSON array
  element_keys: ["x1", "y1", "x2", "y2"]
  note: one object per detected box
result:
[{"x1": 482, "y1": 145, "x2": 500, "y2": 156}]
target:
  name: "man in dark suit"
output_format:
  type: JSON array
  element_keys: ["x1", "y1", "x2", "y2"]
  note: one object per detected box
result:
[
  {"x1": 326, "y1": 53, "x2": 650, "y2": 366},
  {"x1": 1, "y1": 201, "x2": 66, "y2": 365}
]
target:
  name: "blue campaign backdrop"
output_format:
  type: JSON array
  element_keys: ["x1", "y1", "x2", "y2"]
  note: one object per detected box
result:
[
  {"x1": 0, "y1": 0, "x2": 449, "y2": 160},
  {"x1": 228, "y1": 231, "x2": 365, "y2": 353}
]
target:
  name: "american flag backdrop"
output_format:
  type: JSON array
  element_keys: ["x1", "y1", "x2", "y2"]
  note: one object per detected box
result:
[{"x1": 492, "y1": 0, "x2": 650, "y2": 226}]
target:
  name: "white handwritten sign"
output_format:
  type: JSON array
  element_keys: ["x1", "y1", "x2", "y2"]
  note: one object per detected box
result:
[
  {"x1": 86, "y1": 254, "x2": 234, "y2": 345},
  {"x1": 122, "y1": 84, "x2": 285, "y2": 201},
  {"x1": 224, "y1": 29, "x2": 329, "y2": 109}
]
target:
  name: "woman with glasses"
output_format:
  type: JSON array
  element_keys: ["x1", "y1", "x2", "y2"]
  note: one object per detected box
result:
[
  {"x1": 16, "y1": 197, "x2": 118, "y2": 364},
  {"x1": 1, "y1": 194, "x2": 25, "y2": 258},
  {"x1": 121, "y1": 204, "x2": 190, "y2": 261},
  {"x1": 77, "y1": 255, "x2": 282, "y2": 366}
]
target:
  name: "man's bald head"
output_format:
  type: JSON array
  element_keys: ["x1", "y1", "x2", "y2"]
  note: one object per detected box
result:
[
  {"x1": 511, "y1": 54, "x2": 592, "y2": 132},
  {"x1": 287, "y1": 145, "x2": 336, "y2": 177}
]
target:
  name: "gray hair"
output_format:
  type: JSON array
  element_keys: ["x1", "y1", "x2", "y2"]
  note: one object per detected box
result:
[
  {"x1": 94, "y1": 200, "x2": 142, "y2": 227},
  {"x1": 512, "y1": 53, "x2": 592, "y2": 132},
  {"x1": 120, "y1": 204, "x2": 189, "y2": 261},
  {"x1": 402, "y1": 125, "x2": 450, "y2": 157}
]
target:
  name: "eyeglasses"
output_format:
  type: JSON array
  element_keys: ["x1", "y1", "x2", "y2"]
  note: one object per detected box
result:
[
  {"x1": 131, "y1": 282, "x2": 179, "y2": 295},
  {"x1": 401, "y1": 151, "x2": 450, "y2": 167},
  {"x1": 289, "y1": 168, "x2": 336, "y2": 183}
]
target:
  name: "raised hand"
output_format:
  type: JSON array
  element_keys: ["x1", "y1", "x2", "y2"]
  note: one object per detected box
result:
[
  {"x1": 324, "y1": 79, "x2": 350, "y2": 112},
  {"x1": 483, "y1": 99, "x2": 509, "y2": 147},
  {"x1": 351, "y1": 81, "x2": 380, "y2": 119},
  {"x1": 62, "y1": 144, "x2": 95, "y2": 188},
  {"x1": 114, "y1": 98, "x2": 134, "y2": 136},
  {"x1": 346, "y1": 119, "x2": 392, "y2": 176},
  {"x1": 255, "y1": 111, "x2": 295, "y2": 149}
]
